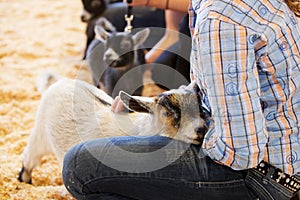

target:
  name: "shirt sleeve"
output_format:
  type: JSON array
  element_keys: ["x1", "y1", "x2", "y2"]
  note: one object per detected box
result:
[{"x1": 192, "y1": 18, "x2": 268, "y2": 169}]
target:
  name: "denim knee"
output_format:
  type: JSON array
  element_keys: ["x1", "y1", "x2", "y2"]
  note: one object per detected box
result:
[{"x1": 62, "y1": 143, "x2": 86, "y2": 199}]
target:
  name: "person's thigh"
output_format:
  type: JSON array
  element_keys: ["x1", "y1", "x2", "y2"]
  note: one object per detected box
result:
[{"x1": 63, "y1": 136, "x2": 255, "y2": 200}]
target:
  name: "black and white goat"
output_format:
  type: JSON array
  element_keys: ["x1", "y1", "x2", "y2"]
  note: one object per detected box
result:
[
  {"x1": 87, "y1": 17, "x2": 149, "y2": 97},
  {"x1": 18, "y1": 76, "x2": 211, "y2": 184},
  {"x1": 80, "y1": 0, "x2": 108, "y2": 59}
]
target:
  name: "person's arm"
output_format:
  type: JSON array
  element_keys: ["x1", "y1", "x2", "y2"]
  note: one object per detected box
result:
[
  {"x1": 123, "y1": 0, "x2": 189, "y2": 63},
  {"x1": 145, "y1": 10, "x2": 185, "y2": 63},
  {"x1": 193, "y1": 18, "x2": 268, "y2": 169},
  {"x1": 124, "y1": 0, "x2": 189, "y2": 13}
]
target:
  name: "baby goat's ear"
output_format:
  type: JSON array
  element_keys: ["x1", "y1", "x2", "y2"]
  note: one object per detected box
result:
[
  {"x1": 94, "y1": 17, "x2": 116, "y2": 42},
  {"x1": 119, "y1": 91, "x2": 154, "y2": 113},
  {"x1": 132, "y1": 28, "x2": 150, "y2": 48}
]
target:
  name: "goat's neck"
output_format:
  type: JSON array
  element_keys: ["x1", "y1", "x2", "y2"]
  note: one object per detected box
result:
[
  {"x1": 122, "y1": 112, "x2": 161, "y2": 136},
  {"x1": 115, "y1": 62, "x2": 135, "y2": 72},
  {"x1": 134, "y1": 48, "x2": 145, "y2": 66},
  {"x1": 96, "y1": 110, "x2": 154, "y2": 136},
  {"x1": 120, "y1": 112, "x2": 154, "y2": 135}
]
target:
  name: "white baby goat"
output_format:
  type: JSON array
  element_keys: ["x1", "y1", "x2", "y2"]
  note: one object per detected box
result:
[{"x1": 18, "y1": 77, "x2": 211, "y2": 184}]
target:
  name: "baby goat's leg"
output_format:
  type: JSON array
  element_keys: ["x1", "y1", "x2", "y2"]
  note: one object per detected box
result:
[{"x1": 18, "y1": 118, "x2": 51, "y2": 184}]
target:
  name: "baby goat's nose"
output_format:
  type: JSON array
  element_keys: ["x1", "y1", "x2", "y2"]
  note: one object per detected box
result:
[
  {"x1": 104, "y1": 48, "x2": 118, "y2": 60},
  {"x1": 195, "y1": 126, "x2": 208, "y2": 134},
  {"x1": 80, "y1": 15, "x2": 86, "y2": 22},
  {"x1": 104, "y1": 52, "x2": 112, "y2": 59}
]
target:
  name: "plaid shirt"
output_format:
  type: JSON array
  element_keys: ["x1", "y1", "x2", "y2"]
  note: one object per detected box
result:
[{"x1": 189, "y1": 0, "x2": 300, "y2": 175}]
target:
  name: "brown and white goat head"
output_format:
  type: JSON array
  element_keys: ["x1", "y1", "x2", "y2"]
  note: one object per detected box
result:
[{"x1": 119, "y1": 90, "x2": 212, "y2": 145}]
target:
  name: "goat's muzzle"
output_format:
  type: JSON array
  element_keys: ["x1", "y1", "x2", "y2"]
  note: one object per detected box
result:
[
  {"x1": 194, "y1": 126, "x2": 208, "y2": 144},
  {"x1": 195, "y1": 126, "x2": 208, "y2": 135}
]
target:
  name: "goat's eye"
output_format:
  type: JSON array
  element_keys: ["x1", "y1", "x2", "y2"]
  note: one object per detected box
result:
[
  {"x1": 162, "y1": 111, "x2": 172, "y2": 117},
  {"x1": 120, "y1": 39, "x2": 132, "y2": 50}
]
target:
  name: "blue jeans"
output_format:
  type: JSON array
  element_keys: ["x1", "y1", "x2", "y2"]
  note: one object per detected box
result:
[{"x1": 62, "y1": 136, "x2": 297, "y2": 200}]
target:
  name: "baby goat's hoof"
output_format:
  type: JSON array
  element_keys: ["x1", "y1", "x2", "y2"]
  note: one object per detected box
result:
[{"x1": 18, "y1": 166, "x2": 32, "y2": 184}]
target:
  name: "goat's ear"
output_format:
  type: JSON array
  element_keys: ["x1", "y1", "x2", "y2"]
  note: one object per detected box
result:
[
  {"x1": 94, "y1": 17, "x2": 116, "y2": 42},
  {"x1": 119, "y1": 91, "x2": 154, "y2": 113},
  {"x1": 132, "y1": 28, "x2": 150, "y2": 48}
]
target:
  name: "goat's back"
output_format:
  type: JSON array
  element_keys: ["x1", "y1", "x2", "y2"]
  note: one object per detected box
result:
[{"x1": 39, "y1": 79, "x2": 113, "y2": 151}]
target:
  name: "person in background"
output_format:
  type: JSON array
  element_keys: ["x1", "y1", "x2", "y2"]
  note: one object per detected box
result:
[{"x1": 63, "y1": 0, "x2": 300, "y2": 199}]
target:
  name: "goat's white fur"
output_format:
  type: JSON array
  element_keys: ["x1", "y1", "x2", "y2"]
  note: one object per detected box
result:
[{"x1": 19, "y1": 76, "x2": 208, "y2": 184}]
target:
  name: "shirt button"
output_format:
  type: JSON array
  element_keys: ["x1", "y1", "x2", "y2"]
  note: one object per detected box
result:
[{"x1": 279, "y1": 41, "x2": 288, "y2": 51}]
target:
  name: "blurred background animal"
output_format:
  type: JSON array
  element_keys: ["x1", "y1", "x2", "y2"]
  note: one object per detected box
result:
[
  {"x1": 87, "y1": 18, "x2": 150, "y2": 97},
  {"x1": 80, "y1": 0, "x2": 109, "y2": 59}
]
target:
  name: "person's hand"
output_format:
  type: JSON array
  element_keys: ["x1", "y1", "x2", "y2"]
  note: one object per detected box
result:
[
  {"x1": 111, "y1": 96, "x2": 126, "y2": 113},
  {"x1": 123, "y1": 0, "x2": 148, "y2": 7}
]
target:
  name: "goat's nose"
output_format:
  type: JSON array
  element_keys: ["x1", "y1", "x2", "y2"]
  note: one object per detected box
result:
[
  {"x1": 104, "y1": 48, "x2": 119, "y2": 61},
  {"x1": 104, "y1": 51, "x2": 112, "y2": 60},
  {"x1": 195, "y1": 126, "x2": 208, "y2": 134},
  {"x1": 80, "y1": 15, "x2": 87, "y2": 22}
]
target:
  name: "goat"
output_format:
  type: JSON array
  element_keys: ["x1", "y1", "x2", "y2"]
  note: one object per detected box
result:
[
  {"x1": 18, "y1": 75, "x2": 211, "y2": 184},
  {"x1": 80, "y1": 0, "x2": 108, "y2": 59},
  {"x1": 86, "y1": 17, "x2": 149, "y2": 98}
]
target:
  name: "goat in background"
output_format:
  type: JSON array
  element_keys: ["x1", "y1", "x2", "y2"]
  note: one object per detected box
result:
[
  {"x1": 86, "y1": 17, "x2": 149, "y2": 97},
  {"x1": 80, "y1": 0, "x2": 108, "y2": 59}
]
